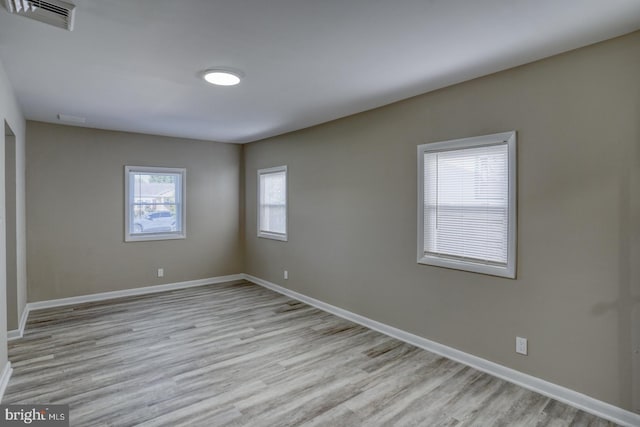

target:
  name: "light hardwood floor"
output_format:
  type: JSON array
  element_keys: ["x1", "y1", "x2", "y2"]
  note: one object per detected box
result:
[{"x1": 5, "y1": 280, "x2": 615, "y2": 426}]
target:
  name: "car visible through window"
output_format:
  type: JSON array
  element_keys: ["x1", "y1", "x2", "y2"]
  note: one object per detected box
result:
[{"x1": 133, "y1": 211, "x2": 176, "y2": 233}]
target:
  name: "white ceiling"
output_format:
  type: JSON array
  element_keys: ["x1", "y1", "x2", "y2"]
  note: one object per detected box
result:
[{"x1": 1, "y1": 1, "x2": 639, "y2": 143}]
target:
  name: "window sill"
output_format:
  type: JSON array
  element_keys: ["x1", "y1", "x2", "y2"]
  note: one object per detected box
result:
[
  {"x1": 125, "y1": 233, "x2": 186, "y2": 243},
  {"x1": 417, "y1": 255, "x2": 515, "y2": 279},
  {"x1": 258, "y1": 232, "x2": 288, "y2": 242}
]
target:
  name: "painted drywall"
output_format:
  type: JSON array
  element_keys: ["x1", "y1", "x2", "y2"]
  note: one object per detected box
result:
[
  {"x1": 26, "y1": 122, "x2": 243, "y2": 301},
  {"x1": 5, "y1": 130, "x2": 16, "y2": 331},
  {"x1": 0, "y1": 58, "x2": 26, "y2": 377},
  {"x1": 244, "y1": 32, "x2": 640, "y2": 411}
]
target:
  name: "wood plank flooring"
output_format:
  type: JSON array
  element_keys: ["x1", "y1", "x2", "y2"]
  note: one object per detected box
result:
[{"x1": 5, "y1": 280, "x2": 616, "y2": 426}]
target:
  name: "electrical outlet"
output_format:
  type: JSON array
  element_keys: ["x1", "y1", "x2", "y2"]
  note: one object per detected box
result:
[
  {"x1": 516, "y1": 336, "x2": 528, "y2": 355},
  {"x1": 157, "y1": 268, "x2": 164, "y2": 278},
  {"x1": 284, "y1": 270, "x2": 288, "y2": 280}
]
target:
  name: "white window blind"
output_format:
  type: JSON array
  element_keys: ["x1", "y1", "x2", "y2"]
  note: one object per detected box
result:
[
  {"x1": 418, "y1": 132, "x2": 516, "y2": 278},
  {"x1": 258, "y1": 166, "x2": 287, "y2": 241}
]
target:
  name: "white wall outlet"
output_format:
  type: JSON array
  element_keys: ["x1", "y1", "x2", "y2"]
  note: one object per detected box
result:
[
  {"x1": 516, "y1": 336, "x2": 528, "y2": 355},
  {"x1": 157, "y1": 268, "x2": 164, "y2": 278},
  {"x1": 284, "y1": 270, "x2": 288, "y2": 280}
]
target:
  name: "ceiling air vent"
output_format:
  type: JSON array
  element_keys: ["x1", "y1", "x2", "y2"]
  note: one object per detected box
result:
[{"x1": 4, "y1": 0, "x2": 75, "y2": 31}]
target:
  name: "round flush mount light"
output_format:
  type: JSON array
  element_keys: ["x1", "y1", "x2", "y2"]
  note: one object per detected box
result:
[{"x1": 202, "y1": 68, "x2": 243, "y2": 86}]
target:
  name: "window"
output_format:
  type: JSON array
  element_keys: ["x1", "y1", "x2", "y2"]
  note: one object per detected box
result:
[
  {"x1": 258, "y1": 166, "x2": 287, "y2": 241},
  {"x1": 417, "y1": 131, "x2": 516, "y2": 278},
  {"x1": 125, "y1": 166, "x2": 186, "y2": 242}
]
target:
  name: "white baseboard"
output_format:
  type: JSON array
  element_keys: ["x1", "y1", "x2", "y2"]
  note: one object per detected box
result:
[
  {"x1": 242, "y1": 273, "x2": 640, "y2": 427},
  {"x1": 27, "y1": 274, "x2": 244, "y2": 311},
  {"x1": 8, "y1": 274, "x2": 244, "y2": 341},
  {"x1": 0, "y1": 362, "x2": 12, "y2": 402},
  {"x1": 8, "y1": 305, "x2": 30, "y2": 341},
  {"x1": 7, "y1": 330, "x2": 20, "y2": 341}
]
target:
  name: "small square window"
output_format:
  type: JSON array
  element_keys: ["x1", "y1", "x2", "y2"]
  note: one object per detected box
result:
[
  {"x1": 258, "y1": 166, "x2": 287, "y2": 241},
  {"x1": 417, "y1": 131, "x2": 517, "y2": 278},
  {"x1": 125, "y1": 166, "x2": 186, "y2": 242}
]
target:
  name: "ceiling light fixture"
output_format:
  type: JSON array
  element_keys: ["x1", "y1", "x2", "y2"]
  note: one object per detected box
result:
[{"x1": 202, "y1": 69, "x2": 243, "y2": 86}]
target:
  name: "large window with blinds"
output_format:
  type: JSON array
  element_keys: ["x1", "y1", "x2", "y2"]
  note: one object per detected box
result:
[
  {"x1": 258, "y1": 165, "x2": 288, "y2": 241},
  {"x1": 417, "y1": 131, "x2": 516, "y2": 278}
]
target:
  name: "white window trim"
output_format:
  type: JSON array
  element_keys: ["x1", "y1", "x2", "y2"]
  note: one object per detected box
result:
[
  {"x1": 257, "y1": 165, "x2": 288, "y2": 242},
  {"x1": 417, "y1": 131, "x2": 517, "y2": 278},
  {"x1": 124, "y1": 165, "x2": 186, "y2": 242}
]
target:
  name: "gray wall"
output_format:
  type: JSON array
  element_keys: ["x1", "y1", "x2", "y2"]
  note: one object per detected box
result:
[
  {"x1": 5, "y1": 129, "x2": 17, "y2": 330},
  {"x1": 0, "y1": 58, "x2": 26, "y2": 375},
  {"x1": 26, "y1": 122, "x2": 243, "y2": 301},
  {"x1": 244, "y1": 32, "x2": 640, "y2": 411}
]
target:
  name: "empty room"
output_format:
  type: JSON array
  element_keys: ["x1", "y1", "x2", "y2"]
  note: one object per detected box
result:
[{"x1": 0, "y1": 0, "x2": 638, "y2": 426}]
